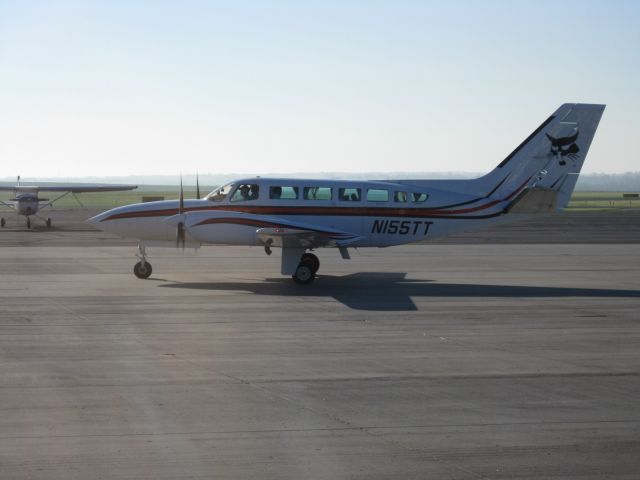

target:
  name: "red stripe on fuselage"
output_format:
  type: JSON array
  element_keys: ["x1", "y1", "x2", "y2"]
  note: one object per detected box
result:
[
  {"x1": 102, "y1": 200, "x2": 507, "y2": 221},
  {"x1": 101, "y1": 179, "x2": 532, "y2": 222}
]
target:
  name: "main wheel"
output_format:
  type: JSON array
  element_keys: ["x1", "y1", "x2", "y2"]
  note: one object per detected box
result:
[
  {"x1": 301, "y1": 252, "x2": 320, "y2": 273},
  {"x1": 133, "y1": 261, "x2": 152, "y2": 279},
  {"x1": 292, "y1": 263, "x2": 316, "y2": 284},
  {"x1": 46, "y1": 218, "x2": 52, "y2": 228},
  {"x1": 0, "y1": 218, "x2": 5, "y2": 228}
]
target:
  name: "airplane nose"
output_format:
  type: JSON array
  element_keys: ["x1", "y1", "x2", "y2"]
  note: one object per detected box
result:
[{"x1": 87, "y1": 207, "x2": 120, "y2": 229}]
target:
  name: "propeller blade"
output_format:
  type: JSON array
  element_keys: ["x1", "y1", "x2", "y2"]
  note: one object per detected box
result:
[
  {"x1": 196, "y1": 172, "x2": 200, "y2": 199},
  {"x1": 176, "y1": 173, "x2": 186, "y2": 249},
  {"x1": 179, "y1": 174, "x2": 185, "y2": 214},
  {"x1": 176, "y1": 221, "x2": 186, "y2": 249}
]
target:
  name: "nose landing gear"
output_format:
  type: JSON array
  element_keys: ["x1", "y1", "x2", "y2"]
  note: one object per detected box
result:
[{"x1": 133, "y1": 242, "x2": 152, "y2": 279}]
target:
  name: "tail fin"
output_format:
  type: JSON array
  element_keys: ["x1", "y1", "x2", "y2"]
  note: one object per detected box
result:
[
  {"x1": 393, "y1": 103, "x2": 605, "y2": 210},
  {"x1": 486, "y1": 103, "x2": 605, "y2": 209}
]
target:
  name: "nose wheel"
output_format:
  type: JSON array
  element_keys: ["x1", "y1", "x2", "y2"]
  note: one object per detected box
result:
[
  {"x1": 292, "y1": 253, "x2": 320, "y2": 284},
  {"x1": 134, "y1": 261, "x2": 153, "y2": 279},
  {"x1": 133, "y1": 242, "x2": 152, "y2": 279},
  {"x1": 46, "y1": 218, "x2": 52, "y2": 228},
  {"x1": 0, "y1": 218, "x2": 5, "y2": 228}
]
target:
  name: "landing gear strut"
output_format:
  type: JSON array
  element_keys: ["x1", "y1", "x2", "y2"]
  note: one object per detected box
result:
[
  {"x1": 26, "y1": 217, "x2": 31, "y2": 229},
  {"x1": 292, "y1": 252, "x2": 320, "y2": 285},
  {"x1": 133, "y1": 242, "x2": 152, "y2": 279}
]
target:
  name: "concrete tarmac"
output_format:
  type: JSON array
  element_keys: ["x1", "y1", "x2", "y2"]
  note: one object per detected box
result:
[{"x1": 0, "y1": 213, "x2": 639, "y2": 478}]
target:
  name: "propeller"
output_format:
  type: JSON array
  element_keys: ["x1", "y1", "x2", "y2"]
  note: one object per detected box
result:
[{"x1": 176, "y1": 174, "x2": 186, "y2": 249}]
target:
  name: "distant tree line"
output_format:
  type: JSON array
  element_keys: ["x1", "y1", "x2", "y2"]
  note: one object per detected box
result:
[{"x1": 2, "y1": 172, "x2": 639, "y2": 192}]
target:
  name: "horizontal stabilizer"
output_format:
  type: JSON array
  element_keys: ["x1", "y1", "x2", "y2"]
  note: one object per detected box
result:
[{"x1": 506, "y1": 187, "x2": 558, "y2": 214}]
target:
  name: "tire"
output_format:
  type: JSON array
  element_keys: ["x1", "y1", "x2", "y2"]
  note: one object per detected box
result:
[
  {"x1": 301, "y1": 253, "x2": 320, "y2": 273},
  {"x1": 0, "y1": 218, "x2": 5, "y2": 228},
  {"x1": 292, "y1": 263, "x2": 315, "y2": 284},
  {"x1": 133, "y1": 261, "x2": 152, "y2": 279},
  {"x1": 26, "y1": 218, "x2": 31, "y2": 229},
  {"x1": 46, "y1": 218, "x2": 52, "y2": 228}
]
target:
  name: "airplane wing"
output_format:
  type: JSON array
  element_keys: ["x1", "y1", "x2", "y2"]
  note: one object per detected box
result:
[
  {"x1": 179, "y1": 210, "x2": 364, "y2": 248},
  {"x1": 0, "y1": 184, "x2": 137, "y2": 192},
  {"x1": 256, "y1": 226, "x2": 363, "y2": 248},
  {"x1": 35, "y1": 184, "x2": 137, "y2": 193}
]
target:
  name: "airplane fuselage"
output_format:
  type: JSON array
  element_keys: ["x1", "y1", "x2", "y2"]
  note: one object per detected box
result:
[
  {"x1": 89, "y1": 178, "x2": 517, "y2": 248},
  {"x1": 14, "y1": 193, "x2": 40, "y2": 216},
  {"x1": 87, "y1": 103, "x2": 606, "y2": 283}
]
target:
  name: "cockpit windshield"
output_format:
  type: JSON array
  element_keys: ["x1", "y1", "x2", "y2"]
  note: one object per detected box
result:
[{"x1": 205, "y1": 183, "x2": 234, "y2": 202}]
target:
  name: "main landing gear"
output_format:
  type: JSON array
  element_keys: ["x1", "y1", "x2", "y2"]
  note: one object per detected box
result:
[
  {"x1": 0, "y1": 218, "x2": 5, "y2": 228},
  {"x1": 24, "y1": 216, "x2": 52, "y2": 229},
  {"x1": 133, "y1": 242, "x2": 152, "y2": 279},
  {"x1": 293, "y1": 252, "x2": 320, "y2": 285}
]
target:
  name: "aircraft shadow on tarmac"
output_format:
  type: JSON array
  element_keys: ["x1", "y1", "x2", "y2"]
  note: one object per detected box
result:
[{"x1": 158, "y1": 272, "x2": 640, "y2": 311}]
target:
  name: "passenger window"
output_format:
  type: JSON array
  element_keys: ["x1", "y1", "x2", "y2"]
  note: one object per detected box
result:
[
  {"x1": 338, "y1": 187, "x2": 361, "y2": 202},
  {"x1": 303, "y1": 187, "x2": 332, "y2": 200},
  {"x1": 366, "y1": 189, "x2": 389, "y2": 202},
  {"x1": 412, "y1": 192, "x2": 428, "y2": 203},
  {"x1": 269, "y1": 186, "x2": 298, "y2": 200},
  {"x1": 394, "y1": 191, "x2": 408, "y2": 203},
  {"x1": 231, "y1": 183, "x2": 260, "y2": 202}
]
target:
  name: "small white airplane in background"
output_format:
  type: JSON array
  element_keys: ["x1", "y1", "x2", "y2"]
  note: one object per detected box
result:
[
  {"x1": 89, "y1": 103, "x2": 605, "y2": 284},
  {"x1": 0, "y1": 178, "x2": 137, "y2": 228}
]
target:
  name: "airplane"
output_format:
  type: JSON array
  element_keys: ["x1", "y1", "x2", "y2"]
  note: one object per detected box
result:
[
  {"x1": 0, "y1": 178, "x2": 137, "y2": 229},
  {"x1": 88, "y1": 103, "x2": 605, "y2": 284}
]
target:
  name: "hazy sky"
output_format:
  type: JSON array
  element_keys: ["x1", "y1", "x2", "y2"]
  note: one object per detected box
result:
[{"x1": 1, "y1": 0, "x2": 638, "y2": 177}]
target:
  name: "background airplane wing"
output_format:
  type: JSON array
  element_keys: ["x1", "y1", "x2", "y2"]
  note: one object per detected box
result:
[
  {"x1": 36, "y1": 184, "x2": 137, "y2": 192},
  {"x1": 0, "y1": 184, "x2": 137, "y2": 192}
]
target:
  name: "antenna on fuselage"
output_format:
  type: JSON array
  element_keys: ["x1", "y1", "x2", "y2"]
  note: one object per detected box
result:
[{"x1": 176, "y1": 173, "x2": 186, "y2": 250}]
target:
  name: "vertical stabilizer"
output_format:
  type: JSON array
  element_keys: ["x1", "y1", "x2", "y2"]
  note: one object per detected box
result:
[
  {"x1": 388, "y1": 104, "x2": 605, "y2": 209},
  {"x1": 488, "y1": 103, "x2": 605, "y2": 209}
]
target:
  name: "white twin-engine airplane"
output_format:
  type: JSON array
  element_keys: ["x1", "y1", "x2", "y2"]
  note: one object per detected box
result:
[
  {"x1": 89, "y1": 103, "x2": 605, "y2": 284},
  {"x1": 0, "y1": 179, "x2": 137, "y2": 229}
]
